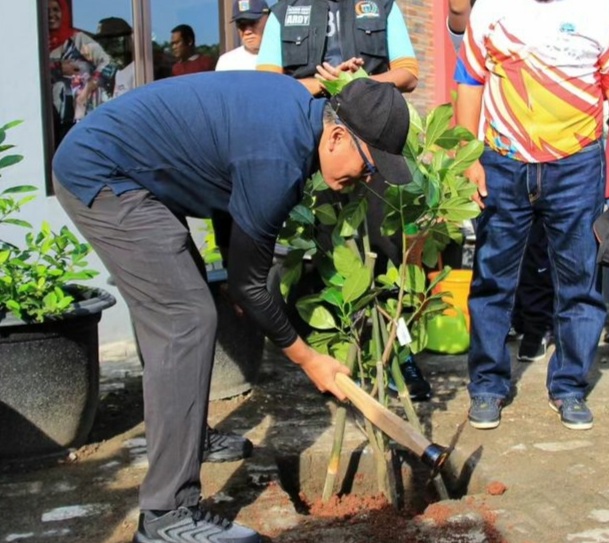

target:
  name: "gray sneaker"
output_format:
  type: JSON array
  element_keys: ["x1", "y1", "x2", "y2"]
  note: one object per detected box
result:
[
  {"x1": 549, "y1": 397, "x2": 593, "y2": 430},
  {"x1": 134, "y1": 506, "x2": 260, "y2": 543},
  {"x1": 203, "y1": 426, "x2": 253, "y2": 463},
  {"x1": 468, "y1": 395, "x2": 504, "y2": 429}
]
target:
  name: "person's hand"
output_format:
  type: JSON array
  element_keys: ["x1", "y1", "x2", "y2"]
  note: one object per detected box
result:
[
  {"x1": 337, "y1": 57, "x2": 364, "y2": 73},
  {"x1": 61, "y1": 60, "x2": 80, "y2": 76},
  {"x1": 315, "y1": 57, "x2": 364, "y2": 81},
  {"x1": 465, "y1": 160, "x2": 487, "y2": 209},
  {"x1": 299, "y1": 350, "x2": 351, "y2": 401}
]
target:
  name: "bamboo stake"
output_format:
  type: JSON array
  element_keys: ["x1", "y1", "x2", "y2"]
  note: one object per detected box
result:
[
  {"x1": 321, "y1": 343, "x2": 358, "y2": 502},
  {"x1": 321, "y1": 246, "x2": 377, "y2": 502}
]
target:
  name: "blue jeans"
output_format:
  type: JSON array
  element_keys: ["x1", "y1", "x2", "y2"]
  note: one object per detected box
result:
[{"x1": 468, "y1": 142, "x2": 606, "y2": 400}]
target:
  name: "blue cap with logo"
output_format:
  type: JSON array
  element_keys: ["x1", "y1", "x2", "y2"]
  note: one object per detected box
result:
[{"x1": 231, "y1": 0, "x2": 270, "y2": 22}]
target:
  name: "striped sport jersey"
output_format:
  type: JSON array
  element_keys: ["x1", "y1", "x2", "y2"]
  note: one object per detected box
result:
[{"x1": 455, "y1": 0, "x2": 609, "y2": 162}]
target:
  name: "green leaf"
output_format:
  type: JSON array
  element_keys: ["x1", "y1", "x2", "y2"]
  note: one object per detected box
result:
[
  {"x1": 60, "y1": 270, "x2": 99, "y2": 282},
  {"x1": 288, "y1": 237, "x2": 317, "y2": 252},
  {"x1": 43, "y1": 291, "x2": 58, "y2": 309},
  {"x1": 342, "y1": 266, "x2": 371, "y2": 303},
  {"x1": 438, "y1": 197, "x2": 481, "y2": 222},
  {"x1": 307, "y1": 306, "x2": 338, "y2": 330},
  {"x1": 1, "y1": 185, "x2": 36, "y2": 194},
  {"x1": 409, "y1": 320, "x2": 428, "y2": 354},
  {"x1": 0, "y1": 155, "x2": 24, "y2": 170},
  {"x1": 279, "y1": 260, "x2": 303, "y2": 298},
  {"x1": 435, "y1": 126, "x2": 475, "y2": 149},
  {"x1": 422, "y1": 241, "x2": 440, "y2": 268},
  {"x1": 1, "y1": 218, "x2": 32, "y2": 228},
  {"x1": 320, "y1": 287, "x2": 344, "y2": 307},
  {"x1": 423, "y1": 176, "x2": 440, "y2": 207},
  {"x1": 0, "y1": 120, "x2": 23, "y2": 132},
  {"x1": 318, "y1": 258, "x2": 345, "y2": 287},
  {"x1": 333, "y1": 244, "x2": 362, "y2": 278},
  {"x1": 6, "y1": 299, "x2": 21, "y2": 312},
  {"x1": 315, "y1": 203, "x2": 337, "y2": 226},
  {"x1": 330, "y1": 341, "x2": 352, "y2": 363},
  {"x1": 308, "y1": 331, "x2": 337, "y2": 348},
  {"x1": 405, "y1": 104, "x2": 424, "y2": 160},
  {"x1": 296, "y1": 296, "x2": 337, "y2": 330},
  {"x1": 57, "y1": 296, "x2": 74, "y2": 310},
  {"x1": 376, "y1": 262, "x2": 400, "y2": 287},
  {"x1": 338, "y1": 200, "x2": 367, "y2": 237},
  {"x1": 424, "y1": 103, "x2": 454, "y2": 148},
  {"x1": 320, "y1": 68, "x2": 369, "y2": 96},
  {"x1": 310, "y1": 170, "x2": 329, "y2": 192},
  {"x1": 451, "y1": 140, "x2": 485, "y2": 174},
  {"x1": 427, "y1": 266, "x2": 452, "y2": 292},
  {"x1": 380, "y1": 209, "x2": 402, "y2": 237},
  {"x1": 351, "y1": 290, "x2": 379, "y2": 311},
  {"x1": 289, "y1": 204, "x2": 315, "y2": 225},
  {"x1": 399, "y1": 264, "x2": 426, "y2": 293}
]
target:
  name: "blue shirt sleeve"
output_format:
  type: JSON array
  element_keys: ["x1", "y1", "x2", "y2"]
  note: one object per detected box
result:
[
  {"x1": 256, "y1": 13, "x2": 283, "y2": 70},
  {"x1": 387, "y1": 2, "x2": 416, "y2": 62},
  {"x1": 454, "y1": 57, "x2": 483, "y2": 86}
]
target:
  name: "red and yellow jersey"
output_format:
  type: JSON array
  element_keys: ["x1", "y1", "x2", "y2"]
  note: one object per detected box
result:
[{"x1": 455, "y1": 0, "x2": 609, "y2": 162}]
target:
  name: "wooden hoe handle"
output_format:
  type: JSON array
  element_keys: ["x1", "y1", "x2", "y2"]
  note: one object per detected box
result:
[{"x1": 335, "y1": 373, "x2": 432, "y2": 456}]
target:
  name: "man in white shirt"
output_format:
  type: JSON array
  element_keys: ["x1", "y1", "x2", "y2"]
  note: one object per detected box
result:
[{"x1": 215, "y1": 0, "x2": 270, "y2": 71}]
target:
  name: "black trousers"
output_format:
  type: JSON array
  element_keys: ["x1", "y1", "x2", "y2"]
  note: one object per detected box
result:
[{"x1": 512, "y1": 216, "x2": 554, "y2": 336}]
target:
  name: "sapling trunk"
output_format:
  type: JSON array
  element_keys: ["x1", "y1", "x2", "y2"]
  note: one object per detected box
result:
[
  {"x1": 371, "y1": 306, "x2": 398, "y2": 505},
  {"x1": 362, "y1": 417, "x2": 398, "y2": 506},
  {"x1": 383, "y1": 233, "x2": 451, "y2": 499}
]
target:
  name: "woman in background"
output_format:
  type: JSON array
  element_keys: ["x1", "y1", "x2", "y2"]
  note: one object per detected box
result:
[{"x1": 48, "y1": 0, "x2": 114, "y2": 145}]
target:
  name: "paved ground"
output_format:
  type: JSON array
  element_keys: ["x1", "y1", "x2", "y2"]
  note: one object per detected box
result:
[{"x1": 2, "y1": 338, "x2": 609, "y2": 543}]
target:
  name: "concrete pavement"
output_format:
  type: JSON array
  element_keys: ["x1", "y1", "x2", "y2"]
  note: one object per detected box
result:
[{"x1": 1, "y1": 338, "x2": 609, "y2": 542}]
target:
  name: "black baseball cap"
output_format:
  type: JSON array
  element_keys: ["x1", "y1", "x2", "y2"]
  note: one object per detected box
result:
[
  {"x1": 95, "y1": 17, "x2": 132, "y2": 39},
  {"x1": 231, "y1": 0, "x2": 270, "y2": 22},
  {"x1": 330, "y1": 78, "x2": 412, "y2": 186}
]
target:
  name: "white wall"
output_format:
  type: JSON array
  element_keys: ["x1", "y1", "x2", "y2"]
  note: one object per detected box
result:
[{"x1": 0, "y1": 1, "x2": 133, "y2": 345}]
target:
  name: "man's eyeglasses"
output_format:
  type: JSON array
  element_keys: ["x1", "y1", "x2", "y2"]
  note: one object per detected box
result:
[
  {"x1": 335, "y1": 117, "x2": 377, "y2": 178},
  {"x1": 350, "y1": 131, "x2": 377, "y2": 178}
]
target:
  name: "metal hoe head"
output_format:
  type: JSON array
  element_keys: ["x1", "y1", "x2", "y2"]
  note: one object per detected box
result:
[{"x1": 421, "y1": 419, "x2": 466, "y2": 479}]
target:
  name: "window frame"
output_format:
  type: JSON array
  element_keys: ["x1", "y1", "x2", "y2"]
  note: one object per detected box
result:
[{"x1": 40, "y1": 0, "x2": 229, "y2": 195}]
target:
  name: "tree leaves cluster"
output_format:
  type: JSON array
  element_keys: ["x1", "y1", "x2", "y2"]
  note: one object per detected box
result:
[
  {"x1": 0, "y1": 121, "x2": 98, "y2": 322},
  {"x1": 277, "y1": 98, "x2": 483, "y2": 386}
]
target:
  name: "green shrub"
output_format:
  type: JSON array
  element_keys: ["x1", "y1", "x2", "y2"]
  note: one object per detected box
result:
[{"x1": 0, "y1": 120, "x2": 99, "y2": 322}]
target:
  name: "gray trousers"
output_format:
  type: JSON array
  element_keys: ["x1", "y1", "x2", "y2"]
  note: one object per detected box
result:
[{"x1": 54, "y1": 179, "x2": 216, "y2": 511}]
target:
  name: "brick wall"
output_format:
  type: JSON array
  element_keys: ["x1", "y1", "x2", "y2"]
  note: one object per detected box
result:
[{"x1": 397, "y1": 0, "x2": 436, "y2": 116}]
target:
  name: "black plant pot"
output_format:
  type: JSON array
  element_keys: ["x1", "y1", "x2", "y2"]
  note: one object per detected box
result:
[
  {"x1": 206, "y1": 267, "x2": 284, "y2": 401},
  {"x1": 209, "y1": 281, "x2": 266, "y2": 401},
  {"x1": 0, "y1": 286, "x2": 116, "y2": 460}
]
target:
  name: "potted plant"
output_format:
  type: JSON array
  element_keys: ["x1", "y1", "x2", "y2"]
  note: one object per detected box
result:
[
  {"x1": 276, "y1": 73, "x2": 482, "y2": 503},
  {"x1": 0, "y1": 120, "x2": 116, "y2": 460}
]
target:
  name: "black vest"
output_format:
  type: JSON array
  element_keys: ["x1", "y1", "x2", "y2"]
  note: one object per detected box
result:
[{"x1": 272, "y1": 0, "x2": 394, "y2": 79}]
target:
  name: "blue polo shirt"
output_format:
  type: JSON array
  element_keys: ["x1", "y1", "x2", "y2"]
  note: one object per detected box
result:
[{"x1": 53, "y1": 71, "x2": 325, "y2": 242}]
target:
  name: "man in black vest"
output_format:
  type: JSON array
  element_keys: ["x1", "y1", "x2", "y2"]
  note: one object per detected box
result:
[
  {"x1": 257, "y1": 0, "x2": 432, "y2": 401},
  {"x1": 257, "y1": 0, "x2": 418, "y2": 95}
]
